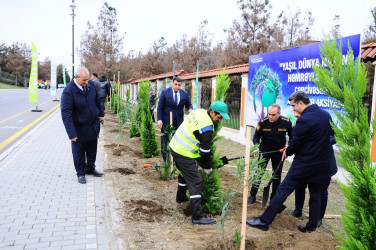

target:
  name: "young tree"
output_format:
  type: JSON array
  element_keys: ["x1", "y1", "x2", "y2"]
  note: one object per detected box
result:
[
  {"x1": 200, "y1": 69, "x2": 231, "y2": 214},
  {"x1": 313, "y1": 37, "x2": 376, "y2": 249},
  {"x1": 139, "y1": 80, "x2": 159, "y2": 158}
]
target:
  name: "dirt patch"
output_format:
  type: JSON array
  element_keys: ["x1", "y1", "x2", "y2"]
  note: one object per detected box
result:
[
  {"x1": 124, "y1": 199, "x2": 173, "y2": 222},
  {"x1": 104, "y1": 167, "x2": 136, "y2": 175},
  {"x1": 101, "y1": 110, "x2": 343, "y2": 249}
]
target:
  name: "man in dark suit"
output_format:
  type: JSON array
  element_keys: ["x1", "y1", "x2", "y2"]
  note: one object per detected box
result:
[
  {"x1": 246, "y1": 91, "x2": 333, "y2": 232},
  {"x1": 289, "y1": 111, "x2": 338, "y2": 228},
  {"x1": 157, "y1": 76, "x2": 193, "y2": 161},
  {"x1": 61, "y1": 66, "x2": 104, "y2": 184}
]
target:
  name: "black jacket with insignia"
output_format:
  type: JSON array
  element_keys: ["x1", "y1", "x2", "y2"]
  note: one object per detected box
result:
[{"x1": 253, "y1": 116, "x2": 293, "y2": 152}]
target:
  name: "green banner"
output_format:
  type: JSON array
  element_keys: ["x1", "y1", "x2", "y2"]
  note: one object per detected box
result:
[
  {"x1": 192, "y1": 62, "x2": 199, "y2": 109},
  {"x1": 28, "y1": 42, "x2": 38, "y2": 103},
  {"x1": 62, "y1": 65, "x2": 66, "y2": 87}
]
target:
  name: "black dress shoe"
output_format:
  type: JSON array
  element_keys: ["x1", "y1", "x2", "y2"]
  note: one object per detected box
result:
[
  {"x1": 298, "y1": 225, "x2": 316, "y2": 233},
  {"x1": 247, "y1": 196, "x2": 256, "y2": 204},
  {"x1": 277, "y1": 204, "x2": 286, "y2": 214},
  {"x1": 289, "y1": 210, "x2": 302, "y2": 217},
  {"x1": 78, "y1": 176, "x2": 86, "y2": 184},
  {"x1": 87, "y1": 169, "x2": 103, "y2": 177},
  {"x1": 192, "y1": 217, "x2": 216, "y2": 225},
  {"x1": 246, "y1": 217, "x2": 269, "y2": 231}
]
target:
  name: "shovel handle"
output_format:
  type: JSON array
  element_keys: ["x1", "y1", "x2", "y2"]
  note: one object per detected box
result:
[{"x1": 265, "y1": 160, "x2": 284, "y2": 187}]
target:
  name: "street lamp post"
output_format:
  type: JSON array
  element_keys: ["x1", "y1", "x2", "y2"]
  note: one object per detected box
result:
[{"x1": 69, "y1": 0, "x2": 76, "y2": 76}]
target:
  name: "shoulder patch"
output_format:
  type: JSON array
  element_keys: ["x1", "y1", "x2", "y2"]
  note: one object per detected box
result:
[
  {"x1": 261, "y1": 117, "x2": 269, "y2": 122},
  {"x1": 281, "y1": 117, "x2": 291, "y2": 122},
  {"x1": 256, "y1": 124, "x2": 261, "y2": 131},
  {"x1": 199, "y1": 125, "x2": 213, "y2": 134}
]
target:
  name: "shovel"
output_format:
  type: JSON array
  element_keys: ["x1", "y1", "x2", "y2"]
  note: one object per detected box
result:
[
  {"x1": 262, "y1": 160, "x2": 284, "y2": 208},
  {"x1": 219, "y1": 147, "x2": 286, "y2": 169},
  {"x1": 218, "y1": 156, "x2": 242, "y2": 167}
]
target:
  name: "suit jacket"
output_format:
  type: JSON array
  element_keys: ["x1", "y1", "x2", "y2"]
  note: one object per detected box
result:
[
  {"x1": 157, "y1": 87, "x2": 193, "y2": 127},
  {"x1": 285, "y1": 104, "x2": 333, "y2": 183},
  {"x1": 61, "y1": 80, "x2": 104, "y2": 142}
]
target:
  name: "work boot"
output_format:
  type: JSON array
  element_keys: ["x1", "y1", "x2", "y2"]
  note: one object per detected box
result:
[{"x1": 192, "y1": 217, "x2": 216, "y2": 225}]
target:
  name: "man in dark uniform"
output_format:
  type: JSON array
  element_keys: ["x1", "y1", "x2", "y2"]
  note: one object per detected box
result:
[
  {"x1": 246, "y1": 91, "x2": 333, "y2": 232},
  {"x1": 248, "y1": 103, "x2": 292, "y2": 204},
  {"x1": 61, "y1": 67, "x2": 104, "y2": 184}
]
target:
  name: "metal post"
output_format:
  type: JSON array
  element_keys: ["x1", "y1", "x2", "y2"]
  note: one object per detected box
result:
[{"x1": 70, "y1": 0, "x2": 76, "y2": 76}]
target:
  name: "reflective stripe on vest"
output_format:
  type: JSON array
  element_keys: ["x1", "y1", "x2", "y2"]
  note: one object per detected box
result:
[
  {"x1": 169, "y1": 109, "x2": 213, "y2": 158},
  {"x1": 190, "y1": 195, "x2": 201, "y2": 199}
]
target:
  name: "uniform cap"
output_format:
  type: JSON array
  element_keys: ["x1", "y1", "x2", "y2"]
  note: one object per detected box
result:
[{"x1": 210, "y1": 101, "x2": 230, "y2": 120}]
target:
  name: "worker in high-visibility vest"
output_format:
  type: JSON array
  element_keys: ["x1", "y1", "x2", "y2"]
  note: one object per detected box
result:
[{"x1": 169, "y1": 101, "x2": 230, "y2": 225}]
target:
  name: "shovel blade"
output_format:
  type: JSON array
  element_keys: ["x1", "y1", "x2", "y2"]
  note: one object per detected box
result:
[{"x1": 262, "y1": 185, "x2": 270, "y2": 208}]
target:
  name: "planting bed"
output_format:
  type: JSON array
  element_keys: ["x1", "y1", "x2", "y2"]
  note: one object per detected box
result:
[{"x1": 101, "y1": 111, "x2": 342, "y2": 249}]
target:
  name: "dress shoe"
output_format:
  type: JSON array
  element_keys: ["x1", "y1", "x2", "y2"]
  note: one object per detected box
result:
[
  {"x1": 317, "y1": 219, "x2": 322, "y2": 228},
  {"x1": 289, "y1": 210, "x2": 302, "y2": 217},
  {"x1": 247, "y1": 196, "x2": 256, "y2": 204},
  {"x1": 277, "y1": 204, "x2": 286, "y2": 214},
  {"x1": 87, "y1": 169, "x2": 103, "y2": 177},
  {"x1": 78, "y1": 176, "x2": 86, "y2": 184},
  {"x1": 246, "y1": 217, "x2": 269, "y2": 231},
  {"x1": 192, "y1": 217, "x2": 216, "y2": 225},
  {"x1": 298, "y1": 224, "x2": 316, "y2": 233}
]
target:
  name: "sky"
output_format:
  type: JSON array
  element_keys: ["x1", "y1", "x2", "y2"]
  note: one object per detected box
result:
[{"x1": 0, "y1": 0, "x2": 375, "y2": 76}]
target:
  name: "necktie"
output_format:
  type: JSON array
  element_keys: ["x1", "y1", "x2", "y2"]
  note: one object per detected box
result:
[{"x1": 174, "y1": 92, "x2": 178, "y2": 106}]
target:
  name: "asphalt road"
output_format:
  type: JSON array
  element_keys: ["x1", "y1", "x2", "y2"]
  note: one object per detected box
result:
[{"x1": 0, "y1": 88, "x2": 63, "y2": 155}]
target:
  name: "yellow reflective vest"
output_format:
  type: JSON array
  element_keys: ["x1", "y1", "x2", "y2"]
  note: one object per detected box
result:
[{"x1": 169, "y1": 109, "x2": 213, "y2": 158}]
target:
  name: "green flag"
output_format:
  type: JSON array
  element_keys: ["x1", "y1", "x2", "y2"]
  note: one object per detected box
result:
[
  {"x1": 62, "y1": 65, "x2": 66, "y2": 87},
  {"x1": 28, "y1": 42, "x2": 38, "y2": 103},
  {"x1": 192, "y1": 62, "x2": 199, "y2": 109}
]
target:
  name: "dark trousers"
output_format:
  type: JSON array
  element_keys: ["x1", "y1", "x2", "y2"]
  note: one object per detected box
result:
[
  {"x1": 261, "y1": 171, "x2": 322, "y2": 228},
  {"x1": 100, "y1": 97, "x2": 106, "y2": 112},
  {"x1": 71, "y1": 140, "x2": 98, "y2": 177},
  {"x1": 171, "y1": 150, "x2": 203, "y2": 220},
  {"x1": 294, "y1": 174, "x2": 331, "y2": 219},
  {"x1": 149, "y1": 108, "x2": 155, "y2": 122},
  {"x1": 250, "y1": 152, "x2": 283, "y2": 201}
]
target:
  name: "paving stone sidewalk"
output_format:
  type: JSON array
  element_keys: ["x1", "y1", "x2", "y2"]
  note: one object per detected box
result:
[{"x1": 0, "y1": 109, "x2": 124, "y2": 250}]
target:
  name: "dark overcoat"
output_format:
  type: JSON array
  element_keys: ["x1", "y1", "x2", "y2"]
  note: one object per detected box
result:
[
  {"x1": 285, "y1": 104, "x2": 333, "y2": 183},
  {"x1": 61, "y1": 80, "x2": 104, "y2": 142}
]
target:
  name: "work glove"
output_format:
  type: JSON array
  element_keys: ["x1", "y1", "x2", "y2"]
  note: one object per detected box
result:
[
  {"x1": 204, "y1": 168, "x2": 212, "y2": 174},
  {"x1": 198, "y1": 166, "x2": 213, "y2": 175}
]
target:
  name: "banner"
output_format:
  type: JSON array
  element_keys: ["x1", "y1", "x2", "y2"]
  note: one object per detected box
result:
[
  {"x1": 50, "y1": 58, "x2": 57, "y2": 96},
  {"x1": 62, "y1": 65, "x2": 66, "y2": 87},
  {"x1": 192, "y1": 62, "x2": 199, "y2": 109},
  {"x1": 245, "y1": 34, "x2": 361, "y2": 127},
  {"x1": 28, "y1": 42, "x2": 38, "y2": 103}
]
